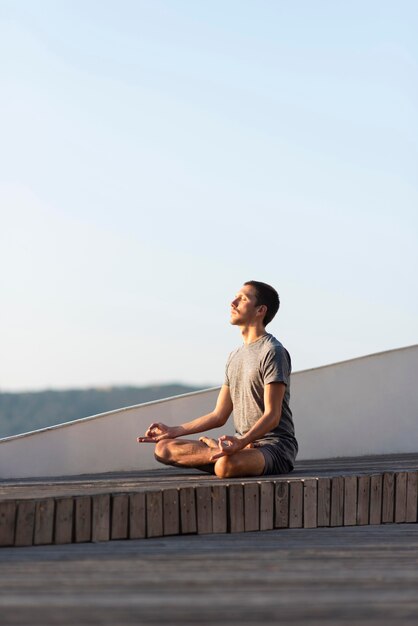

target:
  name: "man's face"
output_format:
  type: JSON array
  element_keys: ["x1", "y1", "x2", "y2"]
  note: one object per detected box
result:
[{"x1": 230, "y1": 284, "x2": 263, "y2": 326}]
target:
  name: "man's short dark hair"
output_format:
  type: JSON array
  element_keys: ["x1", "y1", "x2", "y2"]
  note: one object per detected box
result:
[{"x1": 244, "y1": 280, "x2": 280, "y2": 326}]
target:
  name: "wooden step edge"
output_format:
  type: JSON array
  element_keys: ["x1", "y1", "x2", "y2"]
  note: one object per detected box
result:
[{"x1": 1, "y1": 470, "x2": 417, "y2": 548}]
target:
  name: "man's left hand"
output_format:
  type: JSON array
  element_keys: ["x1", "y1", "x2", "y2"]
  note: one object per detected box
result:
[{"x1": 210, "y1": 435, "x2": 247, "y2": 460}]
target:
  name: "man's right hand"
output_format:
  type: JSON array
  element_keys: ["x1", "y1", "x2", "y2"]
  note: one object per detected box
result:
[{"x1": 137, "y1": 422, "x2": 183, "y2": 443}]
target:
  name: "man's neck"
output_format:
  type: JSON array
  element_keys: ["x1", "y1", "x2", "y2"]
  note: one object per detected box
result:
[{"x1": 240, "y1": 325, "x2": 267, "y2": 345}]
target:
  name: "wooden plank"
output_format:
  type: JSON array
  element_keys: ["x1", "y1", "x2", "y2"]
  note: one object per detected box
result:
[
  {"x1": 357, "y1": 476, "x2": 370, "y2": 526},
  {"x1": 163, "y1": 488, "x2": 180, "y2": 536},
  {"x1": 406, "y1": 471, "x2": 418, "y2": 523},
  {"x1": 317, "y1": 478, "x2": 331, "y2": 527},
  {"x1": 15, "y1": 500, "x2": 35, "y2": 547},
  {"x1": 74, "y1": 496, "x2": 91, "y2": 543},
  {"x1": 382, "y1": 472, "x2": 395, "y2": 523},
  {"x1": 196, "y1": 486, "x2": 212, "y2": 535},
  {"x1": 395, "y1": 472, "x2": 407, "y2": 523},
  {"x1": 3, "y1": 522, "x2": 418, "y2": 623},
  {"x1": 180, "y1": 487, "x2": 197, "y2": 535},
  {"x1": 369, "y1": 474, "x2": 383, "y2": 525},
  {"x1": 0, "y1": 501, "x2": 16, "y2": 547},
  {"x1": 55, "y1": 498, "x2": 74, "y2": 544},
  {"x1": 91, "y1": 494, "x2": 110, "y2": 542},
  {"x1": 244, "y1": 483, "x2": 259, "y2": 532},
  {"x1": 111, "y1": 494, "x2": 129, "y2": 540},
  {"x1": 259, "y1": 481, "x2": 274, "y2": 531},
  {"x1": 228, "y1": 484, "x2": 244, "y2": 533},
  {"x1": 344, "y1": 475, "x2": 357, "y2": 526},
  {"x1": 289, "y1": 481, "x2": 303, "y2": 528},
  {"x1": 146, "y1": 491, "x2": 163, "y2": 538},
  {"x1": 274, "y1": 481, "x2": 289, "y2": 528},
  {"x1": 2, "y1": 453, "x2": 418, "y2": 504},
  {"x1": 211, "y1": 485, "x2": 227, "y2": 534},
  {"x1": 34, "y1": 499, "x2": 55, "y2": 545},
  {"x1": 330, "y1": 477, "x2": 344, "y2": 527},
  {"x1": 129, "y1": 492, "x2": 146, "y2": 539},
  {"x1": 303, "y1": 479, "x2": 317, "y2": 529}
]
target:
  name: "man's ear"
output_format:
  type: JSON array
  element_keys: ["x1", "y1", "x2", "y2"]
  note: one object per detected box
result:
[{"x1": 257, "y1": 304, "x2": 267, "y2": 319}]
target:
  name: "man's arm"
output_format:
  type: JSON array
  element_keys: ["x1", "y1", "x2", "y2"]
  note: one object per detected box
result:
[
  {"x1": 137, "y1": 385, "x2": 233, "y2": 442},
  {"x1": 237, "y1": 382, "x2": 285, "y2": 445},
  {"x1": 211, "y1": 382, "x2": 285, "y2": 458}
]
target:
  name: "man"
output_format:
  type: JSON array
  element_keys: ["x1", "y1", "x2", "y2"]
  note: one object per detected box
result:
[{"x1": 137, "y1": 281, "x2": 298, "y2": 478}]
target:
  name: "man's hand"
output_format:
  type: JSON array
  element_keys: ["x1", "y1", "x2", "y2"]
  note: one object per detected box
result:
[
  {"x1": 137, "y1": 422, "x2": 183, "y2": 443},
  {"x1": 210, "y1": 435, "x2": 248, "y2": 460}
]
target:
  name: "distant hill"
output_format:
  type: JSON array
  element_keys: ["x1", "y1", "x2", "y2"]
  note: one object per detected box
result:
[{"x1": 0, "y1": 384, "x2": 207, "y2": 439}]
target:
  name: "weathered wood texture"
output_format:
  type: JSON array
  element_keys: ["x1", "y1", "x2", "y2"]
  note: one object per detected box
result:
[
  {"x1": 55, "y1": 497, "x2": 74, "y2": 544},
  {"x1": 3, "y1": 525, "x2": 418, "y2": 626},
  {"x1": 2, "y1": 459, "x2": 418, "y2": 548},
  {"x1": 259, "y1": 481, "x2": 274, "y2": 530},
  {"x1": 196, "y1": 486, "x2": 212, "y2": 534},
  {"x1": 4, "y1": 524, "x2": 418, "y2": 626},
  {"x1": 289, "y1": 481, "x2": 303, "y2": 528},
  {"x1": 75, "y1": 496, "x2": 91, "y2": 543},
  {"x1": 34, "y1": 499, "x2": 54, "y2": 545},
  {"x1": 357, "y1": 476, "x2": 370, "y2": 526},
  {"x1": 14, "y1": 500, "x2": 35, "y2": 547},
  {"x1": 228, "y1": 484, "x2": 244, "y2": 533},
  {"x1": 274, "y1": 481, "x2": 289, "y2": 528},
  {"x1": 111, "y1": 494, "x2": 129, "y2": 540},
  {"x1": 303, "y1": 479, "x2": 317, "y2": 528},
  {"x1": 370, "y1": 474, "x2": 383, "y2": 525},
  {"x1": 330, "y1": 477, "x2": 344, "y2": 527},
  {"x1": 163, "y1": 488, "x2": 180, "y2": 536},
  {"x1": 3, "y1": 452, "x2": 418, "y2": 502},
  {"x1": 179, "y1": 487, "x2": 196, "y2": 535},
  {"x1": 146, "y1": 491, "x2": 163, "y2": 538},
  {"x1": 244, "y1": 483, "x2": 259, "y2": 532},
  {"x1": 91, "y1": 494, "x2": 110, "y2": 542},
  {"x1": 317, "y1": 477, "x2": 331, "y2": 527},
  {"x1": 344, "y1": 475, "x2": 357, "y2": 526},
  {"x1": 395, "y1": 471, "x2": 407, "y2": 523},
  {"x1": 0, "y1": 501, "x2": 16, "y2": 546},
  {"x1": 129, "y1": 492, "x2": 146, "y2": 539},
  {"x1": 406, "y1": 471, "x2": 418, "y2": 523},
  {"x1": 211, "y1": 485, "x2": 227, "y2": 533},
  {"x1": 382, "y1": 472, "x2": 395, "y2": 523}
]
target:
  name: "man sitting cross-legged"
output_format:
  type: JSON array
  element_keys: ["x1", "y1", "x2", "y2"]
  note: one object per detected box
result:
[{"x1": 137, "y1": 281, "x2": 298, "y2": 479}]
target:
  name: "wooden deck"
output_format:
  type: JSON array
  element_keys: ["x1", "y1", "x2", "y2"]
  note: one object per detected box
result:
[
  {"x1": 1, "y1": 524, "x2": 418, "y2": 625},
  {"x1": 1, "y1": 453, "x2": 418, "y2": 548}
]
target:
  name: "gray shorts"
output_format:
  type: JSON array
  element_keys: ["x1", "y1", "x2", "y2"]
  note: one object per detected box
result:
[
  {"x1": 254, "y1": 439, "x2": 296, "y2": 475},
  {"x1": 194, "y1": 437, "x2": 296, "y2": 476}
]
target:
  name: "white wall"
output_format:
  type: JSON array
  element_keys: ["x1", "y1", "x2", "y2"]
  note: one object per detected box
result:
[
  {"x1": 1, "y1": 345, "x2": 417, "y2": 479},
  {"x1": 0, "y1": 388, "x2": 229, "y2": 479},
  {"x1": 292, "y1": 344, "x2": 418, "y2": 459}
]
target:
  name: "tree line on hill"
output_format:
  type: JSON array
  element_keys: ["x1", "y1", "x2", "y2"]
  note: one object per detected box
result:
[{"x1": 0, "y1": 384, "x2": 205, "y2": 439}]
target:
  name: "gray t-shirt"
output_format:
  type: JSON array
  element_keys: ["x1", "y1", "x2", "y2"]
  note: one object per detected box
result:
[{"x1": 224, "y1": 334, "x2": 298, "y2": 458}]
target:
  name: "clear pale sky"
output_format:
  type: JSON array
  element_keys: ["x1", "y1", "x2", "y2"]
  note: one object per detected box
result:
[{"x1": 1, "y1": 1, "x2": 417, "y2": 391}]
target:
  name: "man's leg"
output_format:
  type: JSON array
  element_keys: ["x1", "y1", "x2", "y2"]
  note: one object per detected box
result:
[
  {"x1": 214, "y1": 448, "x2": 266, "y2": 478},
  {"x1": 154, "y1": 438, "x2": 217, "y2": 470},
  {"x1": 155, "y1": 437, "x2": 265, "y2": 478},
  {"x1": 155, "y1": 438, "x2": 266, "y2": 478}
]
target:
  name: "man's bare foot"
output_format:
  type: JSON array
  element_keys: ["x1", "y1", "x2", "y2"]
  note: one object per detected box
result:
[{"x1": 199, "y1": 436, "x2": 218, "y2": 449}]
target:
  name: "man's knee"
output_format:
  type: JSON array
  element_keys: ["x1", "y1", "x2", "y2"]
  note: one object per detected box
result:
[
  {"x1": 214, "y1": 451, "x2": 265, "y2": 478},
  {"x1": 154, "y1": 439, "x2": 175, "y2": 465},
  {"x1": 214, "y1": 456, "x2": 236, "y2": 478}
]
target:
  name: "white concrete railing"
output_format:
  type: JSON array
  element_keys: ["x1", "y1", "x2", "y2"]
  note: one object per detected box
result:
[
  {"x1": 0, "y1": 344, "x2": 417, "y2": 479},
  {"x1": 292, "y1": 343, "x2": 418, "y2": 460},
  {"x1": 0, "y1": 387, "x2": 229, "y2": 479}
]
